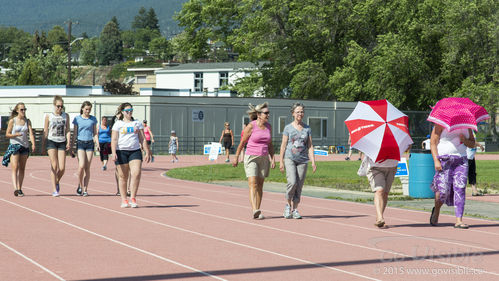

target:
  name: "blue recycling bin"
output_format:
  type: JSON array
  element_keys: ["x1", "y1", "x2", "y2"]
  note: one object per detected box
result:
[{"x1": 408, "y1": 153, "x2": 435, "y2": 198}]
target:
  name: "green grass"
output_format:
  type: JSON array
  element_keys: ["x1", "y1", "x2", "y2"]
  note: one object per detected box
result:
[{"x1": 166, "y1": 160, "x2": 499, "y2": 193}]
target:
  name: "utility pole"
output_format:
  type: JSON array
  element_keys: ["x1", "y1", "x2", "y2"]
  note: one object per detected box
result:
[{"x1": 67, "y1": 20, "x2": 72, "y2": 86}]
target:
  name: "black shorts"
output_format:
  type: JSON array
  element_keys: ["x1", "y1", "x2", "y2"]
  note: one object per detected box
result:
[
  {"x1": 115, "y1": 149, "x2": 142, "y2": 165},
  {"x1": 146, "y1": 140, "x2": 152, "y2": 146},
  {"x1": 13, "y1": 146, "x2": 30, "y2": 155},
  {"x1": 223, "y1": 141, "x2": 232, "y2": 150},
  {"x1": 46, "y1": 140, "x2": 66, "y2": 151},
  {"x1": 77, "y1": 140, "x2": 95, "y2": 151}
]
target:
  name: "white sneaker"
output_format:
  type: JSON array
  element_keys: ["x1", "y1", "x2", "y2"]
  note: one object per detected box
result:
[
  {"x1": 120, "y1": 200, "x2": 129, "y2": 208},
  {"x1": 292, "y1": 209, "x2": 302, "y2": 219},
  {"x1": 52, "y1": 191, "x2": 60, "y2": 197},
  {"x1": 130, "y1": 198, "x2": 138, "y2": 208},
  {"x1": 283, "y1": 204, "x2": 292, "y2": 219}
]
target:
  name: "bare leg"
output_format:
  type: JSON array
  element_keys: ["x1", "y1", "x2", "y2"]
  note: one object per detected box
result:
[
  {"x1": 248, "y1": 176, "x2": 258, "y2": 211},
  {"x1": 431, "y1": 191, "x2": 444, "y2": 225},
  {"x1": 374, "y1": 189, "x2": 388, "y2": 223},
  {"x1": 128, "y1": 159, "x2": 142, "y2": 199},
  {"x1": 77, "y1": 150, "x2": 86, "y2": 189},
  {"x1": 57, "y1": 149, "x2": 67, "y2": 184},
  {"x1": 11, "y1": 154, "x2": 20, "y2": 191},
  {"x1": 83, "y1": 150, "x2": 93, "y2": 192},
  {"x1": 116, "y1": 164, "x2": 130, "y2": 202},
  {"x1": 47, "y1": 149, "x2": 59, "y2": 192},
  {"x1": 255, "y1": 177, "x2": 264, "y2": 210},
  {"x1": 18, "y1": 154, "x2": 28, "y2": 190}
]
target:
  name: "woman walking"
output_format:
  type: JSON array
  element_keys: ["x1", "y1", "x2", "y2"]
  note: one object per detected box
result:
[
  {"x1": 72, "y1": 101, "x2": 99, "y2": 197},
  {"x1": 279, "y1": 103, "x2": 316, "y2": 219},
  {"x1": 143, "y1": 120, "x2": 155, "y2": 162},
  {"x1": 98, "y1": 116, "x2": 111, "y2": 171},
  {"x1": 429, "y1": 124, "x2": 475, "y2": 229},
  {"x1": 4, "y1": 103, "x2": 35, "y2": 196},
  {"x1": 233, "y1": 102, "x2": 276, "y2": 219},
  {"x1": 219, "y1": 122, "x2": 234, "y2": 162},
  {"x1": 42, "y1": 96, "x2": 71, "y2": 197},
  {"x1": 169, "y1": 130, "x2": 179, "y2": 163},
  {"x1": 111, "y1": 103, "x2": 151, "y2": 208}
]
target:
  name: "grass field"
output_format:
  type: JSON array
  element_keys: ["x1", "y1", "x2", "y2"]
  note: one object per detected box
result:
[{"x1": 166, "y1": 160, "x2": 499, "y2": 194}]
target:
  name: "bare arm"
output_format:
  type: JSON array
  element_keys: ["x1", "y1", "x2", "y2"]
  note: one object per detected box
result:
[
  {"x1": 219, "y1": 130, "x2": 224, "y2": 143},
  {"x1": 94, "y1": 122, "x2": 100, "y2": 151},
  {"x1": 307, "y1": 135, "x2": 317, "y2": 173},
  {"x1": 42, "y1": 115, "x2": 49, "y2": 154},
  {"x1": 460, "y1": 129, "x2": 475, "y2": 148},
  {"x1": 231, "y1": 130, "x2": 234, "y2": 146},
  {"x1": 233, "y1": 123, "x2": 253, "y2": 167},
  {"x1": 139, "y1": 129, "x2": 151, "y2": 163},
  {"x1": 28, "y1": 119, "x2": 36, "y2": 152},
  {"x1": 279, "y1": 134, "x2": 288, "y2": 173},
  {"x1": 65, "y1": 114, "x2": 71, "y2": 151},
  {"x1": 5, "y1": 119, "x2": 16, "y2": 138},
  {"x1": 268, "y1": 127, "x2": 275, "y2": 169},
  {"x1": 111, "y1": 130, "x2": 118, "y2": 161},
  {"x1": 430, "y1": 125, "x2": 443, "y2": 171}
]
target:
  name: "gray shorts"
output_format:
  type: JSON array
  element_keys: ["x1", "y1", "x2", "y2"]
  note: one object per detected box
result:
[
  {"x1": 366, "y1": 166, "x2": 397, "y2": 192},
  {"x1": 244, "y1": 155, "x2": 270, "y2": 178}
]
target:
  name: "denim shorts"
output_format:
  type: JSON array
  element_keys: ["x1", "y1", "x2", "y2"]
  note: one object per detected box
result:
[
  {"x1": 47, "y1": 140, "x2": 66, "y2": 151},
  {"x1": 77, "y1": 140, "x2": 95, "y2": 151},
  {"x1": 13, "y1": 146, "x2": 30, "y2": 155},
  {"x1": 115, "y1": 149, "x2": 142, "y2": 165}
]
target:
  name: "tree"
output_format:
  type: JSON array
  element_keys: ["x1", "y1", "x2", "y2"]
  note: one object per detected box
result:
[
  {"x1": 80, "y1": 38, "x2": 97, "y2": 65},
  {"x1": 149, "y1": 37, "x2": 170, "y2": 60},
  {"x1": 132, "y1": 7, "x2": 148, "y2": 30},
  {"x1": 97, "y1": 20, "x2": 123, "y2": 65},
  {"x1": 0, "y1": 26, "x2": 32, "y2": 63},
  {"x1": 133, "y1": 28, "x2": 161, "y2": 50},
  {"x1": 103, "y1": 80, "x2": 135, "y2": 95},
  {"x1": 32, "y1": 31, "x2": 50, "y2": 54},
  {"x1": 146, "y1": 8, "x2": 160, "y2": 31},
  {"x1": 47, "y1": 25, "x2": 68, "y2": 50}
]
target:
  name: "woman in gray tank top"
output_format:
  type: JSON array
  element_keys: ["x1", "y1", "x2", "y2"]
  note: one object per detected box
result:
[
  {"x1": 42, "y1": 96, "x2": 71, "y2": 197},
  {"x1": 5, "y1": 102, "x2": 35, "y2": 197}
]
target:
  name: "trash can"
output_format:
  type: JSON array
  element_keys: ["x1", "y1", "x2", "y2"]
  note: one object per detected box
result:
[{"x1": 408, "y1": 151, "x2": 435, "y2": 198}]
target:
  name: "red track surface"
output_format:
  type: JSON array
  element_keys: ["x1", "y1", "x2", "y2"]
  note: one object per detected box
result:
[{"x1": 1, "y1": 155, "x2": 498, "y2": 281}]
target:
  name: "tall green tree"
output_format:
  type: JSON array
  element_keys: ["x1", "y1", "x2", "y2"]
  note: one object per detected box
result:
[
  {"x1": 132, "y1": 7, "x2": 148, "y2": 30},
  {"x1": 47, "y1": 25, "x2": 68, "y2": 50},
  {"x1": 97, "y1": 20, "x2": 123, "y2": 65},
  {"x1": 146, "y1": 8, "x2": 160, "y2": 31},
  {"x1": 80, "y1": 38, "x2": 98, "y2": 65},
  {"x1": 149, "y1": 37, "x2": 170, "y2": 60}
]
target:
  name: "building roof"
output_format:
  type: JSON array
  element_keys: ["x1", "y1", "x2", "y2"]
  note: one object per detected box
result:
[{"x1": 156, "y1": 62, "x2": 259, "y2": 73}]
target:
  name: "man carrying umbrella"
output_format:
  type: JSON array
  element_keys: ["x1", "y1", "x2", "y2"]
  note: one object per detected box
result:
[
  {"x1": 345, "y1": 100, "x2": 413, "y2": 228},
  {"x1": 428, "y1": 97, "x2": 489, "y2": 229}
]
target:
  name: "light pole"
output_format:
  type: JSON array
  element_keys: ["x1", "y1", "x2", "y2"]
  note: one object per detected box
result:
[{"x1": 67, "y1": 37, "x2": 83, "y2": 86}]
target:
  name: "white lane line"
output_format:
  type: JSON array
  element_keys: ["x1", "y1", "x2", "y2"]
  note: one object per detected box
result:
[
  {"x1": 0, "y1": 240, "x2": 65, "y2": 281},
  {"x1": 16, "y1": 175, "x2": 499, "y2": 278},
  {"x1": 0, "y1": 197, "x2": 226, "y2": 281},
  {"x1": 14, "y1": 179, "x2": 379, "y2": 281}
]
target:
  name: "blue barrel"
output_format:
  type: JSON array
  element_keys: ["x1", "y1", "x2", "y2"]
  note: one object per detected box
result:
[{"x1": 408, "y1": 153, "x2": 435, "y2": 198}]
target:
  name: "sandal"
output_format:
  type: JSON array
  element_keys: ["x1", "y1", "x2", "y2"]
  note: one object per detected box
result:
[
  {"x1": 253, "y1": 209, "x2": 261, "y2": 219},
  {"x1": 454, "y1": 223, "x2": 469, "y2": 229},
  {"x1": 374, "y1": 220, "x2": 385, "y2": 228},
  {"x1": 430, "y1": 207, "x2": 438, "y2": 226}
]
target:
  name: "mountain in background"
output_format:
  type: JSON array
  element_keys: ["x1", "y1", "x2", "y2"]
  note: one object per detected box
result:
[{"x1": 0, "y1": 0, "x2": 187, "y2": 37}]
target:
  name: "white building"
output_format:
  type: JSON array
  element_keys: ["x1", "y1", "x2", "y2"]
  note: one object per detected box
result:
[{"x1": 155, "y1": 62, "x2": 258, "y2": 95}]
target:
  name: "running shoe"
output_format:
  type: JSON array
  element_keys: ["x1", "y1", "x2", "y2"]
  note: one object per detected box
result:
[
  {"x1": 52, "y1": 191, "x2": 60, "y2": 197},
  {"x1": 17, "y1": 190, "x2": 24, "y2": 197},
  {"x1": 151, "y1": 156, "x2": 155, "y2": 163},
  {"x1": 14, "y1": 190, "x2": 19, "y2": 197},
  {"x1": 130, "y1": 198, "x2": 138, "y2": 208},
  {"x1": 56, "y1": 183, "x2": 60, "y2": 192},
  {"x1": 345, "y1": 157, "x2": 350, "y2": 161},
  {"x1": 76, "y1": 185, "x2": 82, "y2": 196},
  {"x1": 253, "y1": 209, "x2": 261, "y2": 219},
  {"x1": 116, "y1": 191, "x2": 121, "y2": 196},
  {"x1": 102, "y1": 165, "x2": 107, "y2": 171},
  {"x1": 82, "y1": 192, "x2": 88, "y2": 197},
  {"x1": 292, "y1": 209, "x2": 302, "y2": 219},
  {"x1": 120, "y1": 200, "x2": 129, "y2": 208},
  {"x1": 283, "y1": 204, "x2": 292, "y2": 219}
]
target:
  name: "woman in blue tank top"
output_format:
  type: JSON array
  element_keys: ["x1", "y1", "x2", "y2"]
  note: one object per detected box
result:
[{"x1": 98, "y1": 116, "x2": 111, "y2": 170}]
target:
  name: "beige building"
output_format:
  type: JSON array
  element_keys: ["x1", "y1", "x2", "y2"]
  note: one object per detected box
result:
[{"x1": 127, "y1": 67, "x2": 162, "y2": 93}]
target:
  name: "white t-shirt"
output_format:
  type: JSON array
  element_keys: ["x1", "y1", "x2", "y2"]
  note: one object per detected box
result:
[
  {"x1": 422, "y1": 139, "x2": 431, "y2": 150},
  {"x1": 112, "y1": 120, "x2": 144, "y2": 151},
  {"x1": 437, "y1": 128, "x2": 468, "y2": 157}
]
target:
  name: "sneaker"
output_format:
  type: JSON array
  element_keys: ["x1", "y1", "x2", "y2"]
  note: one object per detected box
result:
[
  {"x1": 56, "y1": 183, "x2": 60, "y2": 192},
  {"x1": 82, "y1": 192, "x2": 88, "y2": 197},
  {"x1": 172, "y1": 159, "x2": 175, "y2": 163},
  {"x1": 116, "y1": 192, "x2": 121, "y2": 196},
  {"x1": 151, "y1": 156, "x2": 155, "y2": 163},
  {"x1": 225, "y1": 159, "x2": 230, "y2": 163},
  {"x1": 52, "y1": 191, "x2": 60, "y2": 197},
  {"x1": 253, "y1": 209, "x2": 261, "y2": 219},
  {"x1": 17, "y1": 190, "x2": 24, "y2": 197},
  {"x1": 14, "y1": 190, "x2": 19, "y2": 197},
  {"x1": 120, "y1": 200, "x2": 129, "y2": 208},
  {"x1": 283, "y1": 204, "x2": 292, "y2": 219},
  {"x1": 76, "y1": 185, "x2": 82, "y2": 196},
  {"x1": 292, "y1": 209, "x2": 302, "y2": 219},
  {"x1": 130, "y1": 198, "x2": 138, "y2": 208},
  {"x1": 345, "y1": 157, "x2": 350, "y2": 161},
  {"x1": 102, "y1": 165, "x2": 107, "y2": 171}
]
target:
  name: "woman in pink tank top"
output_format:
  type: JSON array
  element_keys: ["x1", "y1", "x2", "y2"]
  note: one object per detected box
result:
[{"x1": 233, "y1": 102, "x2": 275, "y2": 219}]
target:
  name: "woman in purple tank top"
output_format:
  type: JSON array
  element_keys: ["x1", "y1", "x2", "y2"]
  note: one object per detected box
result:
[{"x1": 233, "y1": 102, "x2": 276, "y2": 219}]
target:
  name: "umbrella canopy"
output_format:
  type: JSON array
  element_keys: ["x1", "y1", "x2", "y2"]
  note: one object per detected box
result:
[
  {"x1": 427, "y1": 97, "x2": 489, "y2": 131},
  {"x1": 345, "y1": 100, "x2": 413, "y2": 162}
]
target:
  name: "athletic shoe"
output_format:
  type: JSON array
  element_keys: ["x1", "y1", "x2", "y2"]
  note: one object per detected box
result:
[
  {"x1": 171, "y1": 160, "x2": 175, "y2": 163},
  {"x1": 116, "y1": 192, "x2": 121, "y2": 196},
  {"x1": 52, "y1": 191, "x2": 60, "y2": 197},
  {"x1": 253, "y1": 209, "x2": 261, "y2": 219},
  {"x1": 76, "y1": 185, "x2": 82, "y2": 196},
  {"x1": 14, "y1": 190, "x2": 19, "y2": 197},
  {"x1": 225, "y1": 159, "x2": 230, "y2": 163},
  {"x1": 130, "y1": 198, "x2": 138, "y2": 208},
  {"x1": 151, "y1": 156, "x2": 155, "y2": 163},
  {"x1": 56, "y1": 183, "x2": 60, "y2": 192},
  {"x1": 345, "y1": 157, "x2": 350, "y2": 161},
  {"x1": 82, "y1": 192, "x2": 88, "y2": 197},
  {"x1": 102, "y1": 165, "x2": 107, "y2": 171},
  {"x1": 292, "y1": 209, "x2": 302, "y2": 219},
  {"x1": 120, "y1": 200, "x2": 129, "y2": 208},
  {"x1": 17, "y1": 190, "x2": 24, "y2": 197},
  {"x1": 283, "y1": 204, "x2": 292, "y2": 219}
]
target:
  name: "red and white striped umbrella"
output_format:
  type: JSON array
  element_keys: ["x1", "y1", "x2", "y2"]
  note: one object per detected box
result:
[
  {"x1": 427, "y1": 97, "x2": 489, "y2": 131},
  {"x1": 345, "y1": 100, "x2": 413, "y2": 162}
]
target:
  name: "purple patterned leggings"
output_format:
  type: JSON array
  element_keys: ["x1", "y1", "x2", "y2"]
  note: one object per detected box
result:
[{"x1": 430, "y1": 155, "x2": 468, "y2": 218}]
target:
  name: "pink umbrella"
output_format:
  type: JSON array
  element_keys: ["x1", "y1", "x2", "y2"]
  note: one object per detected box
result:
[
  {"x1": 427, "y1": 97, "x2": 489, "y2": 131},
  {"x1": 345, "y1": 100, "x2": 413, "y2": 162}
]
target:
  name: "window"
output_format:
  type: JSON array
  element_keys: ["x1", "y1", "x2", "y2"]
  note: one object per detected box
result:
[
  {"x1": 279, "y1": 116, "x2": 287, "y2": 134},
  {"x1": 194, "y1": 72, "x2": 203, "y2": 92},
  {"x1": 219, "y1": 72, "x2": 228, "y2": 87},
  {"x1": 308, "y1": 117, "x2": 328, "y2": 138},
  {"x1": 136, "y1": 76, "x2": 147, "y2": 84},
  {"x1": 1, "y1": 116, "x2": 9, "y2": 130},
  {"x1": 243, "y1": 116, "x2": 250, "y2": 127}
]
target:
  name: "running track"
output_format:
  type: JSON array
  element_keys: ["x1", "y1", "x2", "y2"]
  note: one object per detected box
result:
[{"x1": 1, "y1": 155, "x2": 498, "y2": 281}]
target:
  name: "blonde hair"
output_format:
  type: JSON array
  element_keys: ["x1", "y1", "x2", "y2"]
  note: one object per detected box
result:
[
  {"x1": 246, "y1": 102, "x2": 269, "y2": 121},
  {"x1": 9, "y1": 102, "x2": 25, "y2": 120},
  {"x1": 53, "y1": 95, "x2": 63, "y2": 105}
]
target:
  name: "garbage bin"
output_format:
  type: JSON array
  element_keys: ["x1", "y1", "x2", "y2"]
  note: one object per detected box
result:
[{"x1": 408, "y1": 151, "x2": 435, "y2": 198}]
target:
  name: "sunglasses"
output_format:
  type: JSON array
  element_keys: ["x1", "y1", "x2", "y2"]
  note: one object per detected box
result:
[
  {"x1": 55, "y1": 105, "x2": 63, "y2": 108},
  {"x1": 19, "y1": 108, "x2": 27, "y2": 112},
  {"x1": 123, "y1": 108, "x2": 133, "y2": 113},
  {"x1": 261, "y1": 111, "x2": 270, "y2": 115}
]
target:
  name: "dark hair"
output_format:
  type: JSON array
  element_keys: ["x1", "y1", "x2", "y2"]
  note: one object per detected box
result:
[
  {"x1": 116, "y1": 102, "x2": 133, "y2": 120},
  {"x1": 53, "y1": 95, "x2": 63, "y2": 105},
  {"x1": 9, "y1": 102, "x2": 25, "y2": 120},
  {"x1": 80, "y1": 101, "x2": 92, "y2": 114}
]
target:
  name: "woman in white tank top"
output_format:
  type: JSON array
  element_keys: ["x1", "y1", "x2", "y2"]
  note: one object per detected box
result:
[
  {"x1": 5, "y1": 102, "x2": 35, "y2": 197},
  {"x1": 42, "y1": 96, "x2": 71, "y2": 197}
]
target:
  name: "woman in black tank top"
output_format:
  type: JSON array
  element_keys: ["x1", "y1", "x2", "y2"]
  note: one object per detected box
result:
[{"x1": 219, "y1": 122, "x2": 234, "y2": 162}]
